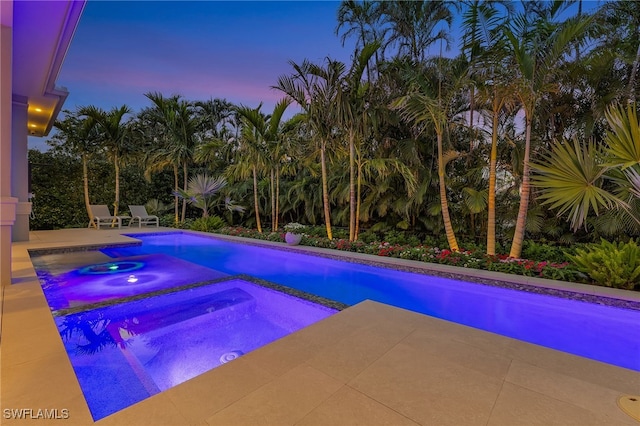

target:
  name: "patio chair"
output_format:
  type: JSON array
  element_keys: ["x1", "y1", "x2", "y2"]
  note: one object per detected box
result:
[
  {"x1": 129, "y1": 205, "x2": 159, "y2": 228},
  {"x1": 88, "y1": 204, "x2": 122, "y2": 229}
]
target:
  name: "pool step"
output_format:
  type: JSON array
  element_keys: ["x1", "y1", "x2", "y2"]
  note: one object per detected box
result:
[{"x1": 106, "y1": 287, "x2": 256, "y2": 343}]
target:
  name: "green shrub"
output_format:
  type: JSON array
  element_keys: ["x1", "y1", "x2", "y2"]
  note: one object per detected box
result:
[
  {"x1": 190, "y1": 215, "x2": 225, "y2": 232},
  {"x1": 358, "y1": 230, "x2": 379, "y2": 244},
  {"x1": 567, "y1": 239, "x2": 640, "y2": 290},
  {"x1": 303, "y1": 226, "x2": 327, "y2": 237},
  {"x1": 381, "y1": 230, "x2": 421, "y2": 245},
  {"x1": 159, "y1": 214, "x2": 176, "y2": 227},
  {"x1": 522, "y1": 240, "x2": 571, "y2": 263}
]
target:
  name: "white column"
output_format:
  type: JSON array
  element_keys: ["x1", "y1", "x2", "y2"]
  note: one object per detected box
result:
[
  {"x1": 11, "y1": 95, "x2": 30, "y2": 242},
  {"x1": 0, "y1": 0, "x2": 16, "y2": 286}
]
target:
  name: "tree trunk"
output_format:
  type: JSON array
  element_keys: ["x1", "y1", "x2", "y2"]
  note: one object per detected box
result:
[
  {"x1": 181, "y1": 162, "x2": 188, "y2": 222},
  {"x1": 437, "y1": 131, "x2": 459, "y2": 251},
  {"x1": 270, "y1": 168, "x2": 275, "y2": 231},
  {"x1": 469, "y1": 86, "x2": 476, "y2": 151},
  {"x1": 83, "y1": 154, "x2": 93, "y2": 228},
  {"x1": 253, "y1": 166, "x2": 262, "y2": 233},
  {"x1": 509, "y1": 113, "x2": 533, "y2": 259},
  {"x1": 113, "y1": 153, "x2": 120, "y2": 227},
  {"x1": 320, "y1": 141, "x2": 333, "y2": 240},
  {"x1": 349, "y1": 129, "x2": 356, "y2": 241},
  {"x1": 275, "y1": 166, "x2": 280, "y2": 231},
  {"x1": 487, "y1": 98, "x2": 499, "y2": 255},
  {"x1": 355, "y1": 161, "x2": 362, "y2": 241},
  {"x1": 173, "y1": 164, "x2": 179, "y2": 224},
  {"x1": 627, "y1": 41, "x2": 640, "y2": 102}
]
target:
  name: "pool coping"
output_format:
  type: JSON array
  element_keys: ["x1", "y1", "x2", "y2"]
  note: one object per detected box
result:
[
  {"x1": 48, "y1": 273, "x2": 348, "y2": 317},
  {"x1": 32, "y1": 229, "x2": 640, "y2": 311}
]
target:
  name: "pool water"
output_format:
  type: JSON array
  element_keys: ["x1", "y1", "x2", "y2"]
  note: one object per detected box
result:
[
  {"x1": 53, "y1": 278, "x2": 336, "y2": 420},
  {"x1": 34, "y1": 253, "x2": 228, "y2": 311},
  {"x1": 102, "y1": 232, "x2": 640, "y2": 372}
]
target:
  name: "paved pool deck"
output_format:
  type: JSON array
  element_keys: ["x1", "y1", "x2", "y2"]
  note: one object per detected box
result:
[{"x1": 2, "y1": 228, "x2": 639, "y2": 425}]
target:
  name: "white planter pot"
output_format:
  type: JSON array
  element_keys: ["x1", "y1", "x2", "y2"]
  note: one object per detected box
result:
[{"x1": 285, "y1": 232, "x2": 302, "y2": 245}]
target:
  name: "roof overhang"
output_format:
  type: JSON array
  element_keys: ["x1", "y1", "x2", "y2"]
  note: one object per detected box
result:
[{"x1": 12, "y1": 0, "x2": 85, "y2": 137}]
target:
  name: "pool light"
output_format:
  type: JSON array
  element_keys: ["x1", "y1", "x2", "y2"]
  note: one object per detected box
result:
[{"x1": 78, "y1": 261, "x2": 145, "y2": 275}]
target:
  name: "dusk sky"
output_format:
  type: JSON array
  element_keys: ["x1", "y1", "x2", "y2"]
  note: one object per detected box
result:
[
  {"x1": 34, "y1": 0, "x2": 595, "y2": 151},
  {"x1": 59, "y1": 1, "x2": 357, "y2": 111},
  {"x1": 33, "y1": 1, "x2": 358, "y2": 150}
]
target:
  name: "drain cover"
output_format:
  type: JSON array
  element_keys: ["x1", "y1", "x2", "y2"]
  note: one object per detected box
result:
[
  {"x1": 617, "y1": 395, "x2": 640, "y2": 421},
  {"x1": 220, "y1": 350, "x2": 244, "y2": 364}
]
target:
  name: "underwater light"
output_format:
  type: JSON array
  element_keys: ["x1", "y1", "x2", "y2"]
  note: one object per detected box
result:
[
  {"x1": 79, "y1": 261, "x2": 145, "y2": 275},
  {"x1": 127, "y1": 275, "x2": 138, "y2": 283}
]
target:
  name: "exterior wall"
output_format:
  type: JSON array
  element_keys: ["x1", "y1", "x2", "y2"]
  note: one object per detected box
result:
[
  {"x1": 1, "y1": 0, "x2": 16, "y2": 287},
  {"x1": 11, "y1": 95, "x2": 30, "y2": 241}
]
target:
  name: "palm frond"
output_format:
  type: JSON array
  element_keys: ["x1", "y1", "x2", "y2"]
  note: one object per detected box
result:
[
  {"x1": 604, "y1": 103, "x2": 640, "y2": 169},
  {"x1": 531, "y1": 137, "x2": 624, "y2": 230}
]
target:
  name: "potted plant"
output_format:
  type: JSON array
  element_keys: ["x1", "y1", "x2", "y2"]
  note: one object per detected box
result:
[{"x1": 283, "y1": 222, "x2": 306, "y2": 245}]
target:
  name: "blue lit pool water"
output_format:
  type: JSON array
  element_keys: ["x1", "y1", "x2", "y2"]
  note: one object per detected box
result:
[
  {"x1": 103, "y1": 232, "x2": 640, "y2": 372},
  {"x1": 39, "y1": 253, "x2": 227, "y2": 310},
  {"x1": 53, "y1": 278, "x2": 335, "y2": 420}
]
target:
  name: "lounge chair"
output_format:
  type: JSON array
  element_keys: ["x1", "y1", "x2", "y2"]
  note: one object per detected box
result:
[
  {"x1": 129, "y1": 205, "x2": 159, "y2": 228},
  {"x1": 88, "y1": 204, "x2": 122, "y2": 229}
]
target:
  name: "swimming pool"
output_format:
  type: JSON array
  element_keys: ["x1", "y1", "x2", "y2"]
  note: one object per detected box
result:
[
  {"x1": 96, "y1": 231, "x2": 640, "y2": 372},
  {"x1": 49, "y1": 278, "x2": 337, "y2": 420}
]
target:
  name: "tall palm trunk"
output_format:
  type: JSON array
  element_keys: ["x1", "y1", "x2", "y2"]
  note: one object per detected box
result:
[
  {"x1": 509, "y1": 112, "x2": 533, "y2": 258},
  {"x1": 113, "y1": 153, "x2": 120, "y2": 224},
  {"x1": 82, "y1": 154, "x2": 93, "y2": 227},
  {"x1": 181, "y1": 162, "x2": 188, "y2": 222},
  {"x1": 173, "y1": 165, "x2": 179, "y2": 224},
  {"x1": 355, "y1": 160, "x2": 363, "y2": 240},
  {"x1": 270, "y1": 169, "x2": 276, "y2": 231},
  {"x1": 437, "y1": 131, "x2": 459, "y2": 251},
  {"x1": 275, "y1": 166, "x2": 280, "y2": 231},
  {"x1": 253, "y1": 166, "x2": 262, "y2": 233},
  {"x1": 627, "y1": 41, "x2": 640, "y2": 102},
  {"x1": 349, "y1": 129, "x2": 356, "y2": 241},
  {"x1": 469, "y1": 86, "x2": 476, "y2": 150},
  {"x1": 320, "y1": 141, "x2": 333, "y2": 240},
  {"x1": 487, "y1": 97, "x2": 499, "y2": 255}
]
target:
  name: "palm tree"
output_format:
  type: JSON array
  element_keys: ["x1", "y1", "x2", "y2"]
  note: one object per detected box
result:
[
  {"x1": 592, "y1": 1, "x2": 640, "y2": 103},
  {"x1": 79, "y1": 105, "x2": 132, "y2": 217},
  {"x1": 174, "y1": 174, "x2": 227, "y2": 218},
  {"x1": 531, "y1": 103, "x2": 640, "y2": 232},
  {"x1": 377, "y1": 0, "x2": 455, "y2": 63},
  {"x1": 531, "y1": 137, "x2": 621, "y2": 230},
  {"x1": 50, "y1": 109, "x2": 99, "y2": 225},
  {"x1": 504, "y1": 2, "x2": 592, "y2": 258},
  {"x1": 605, "y1": 103, "x2": 640, "y2": 168},
  {"x1": 140, "y1": 93, "x2": 182, "y2": 223},
  {"x1": 336, "y1": 0, "x2": 382, "y2": 81},
  {"x1": 144, "y1": 92, "x2": 201, "y2": 222},
  {"x1": 391, "y1": 57, "x2": 469, "y2": 251},
  {"x1": 461, "y1": 0, "x2": 515, "y2": 254},
  {"x1": 275, "y1": 58, "x2": 345, "y2": 239},
  {"x1": 195, "y1": 98, "x2": 234, "y2": 140},
  {"x1": 235, "y1": 99, "x2": 292, "y2": 231},
  {"x1": 225, "y1": 112, "x2": 268, "y2": 233},
  {"x1": 336, "y1": 41, "x2": 380, "y2": 240}
]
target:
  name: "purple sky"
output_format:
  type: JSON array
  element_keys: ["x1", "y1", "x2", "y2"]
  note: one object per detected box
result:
[
  {"x1": 33, "y1": 1, "x2": 355, "y2": 150},
  {"x1": 34, "y1": 0, "x2": 595, "y2": 151},
  {"x1": 60, "y1": 1, "x2": 356, "y2": 110}
]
